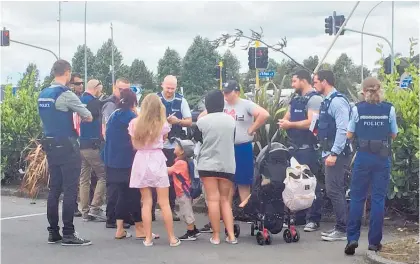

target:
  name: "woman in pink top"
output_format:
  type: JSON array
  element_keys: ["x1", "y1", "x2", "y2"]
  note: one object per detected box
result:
[{"x1": 129, "y1": 94, "x2": 181, "y2": 247}]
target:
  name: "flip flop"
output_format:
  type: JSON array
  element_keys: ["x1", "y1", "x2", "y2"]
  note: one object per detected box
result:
[
  {"x1": 136, "y1": 233, "x2": 160, "y2": 240},
  {"x1": 115, "y1": 231, "x2": 132, "y2": 239}
]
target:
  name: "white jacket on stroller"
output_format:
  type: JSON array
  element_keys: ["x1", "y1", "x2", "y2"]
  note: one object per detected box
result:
[{"x1": 282, "y1": 157, "x2": 317, "y2": 212}]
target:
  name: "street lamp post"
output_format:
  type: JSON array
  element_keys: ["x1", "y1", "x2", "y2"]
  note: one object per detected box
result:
[
  {"x1": 58, "y1": 1, "x2": 61, "y2": 59},
  {"x1": 84, "y1": 1, "x2": 87, "y2": 88}
]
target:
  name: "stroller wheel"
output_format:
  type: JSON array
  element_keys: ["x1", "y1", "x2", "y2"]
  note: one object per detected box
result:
[
  {"x1": 234, "y1": 224, "x2": 240, "y2": 238},
  {"x1": 283, "y1": 229, "x2": 293, "y2": 243},
  {"x1": 264, "y1": 229, "x2": 272, "y2": 245},
  {"x1": 251, "y1": 223, "x2": 255, "y2": 236},
  {"x1": 225, "y1": 224, "x2": 240, "y2": 238},
  {"x1": 292, "y1": 229, "x2": 300, "y2": 242},
  {"x1": 256, "y1": 231, "x2": 265, "y2": 246}
]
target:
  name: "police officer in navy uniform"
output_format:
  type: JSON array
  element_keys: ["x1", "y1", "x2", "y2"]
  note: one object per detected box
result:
[
  {"x1": 345, "y1": 77, "x2": 398, "y2": 255},
  {"x1": 156, "y1": 75, "x2": 192, "y2": 221},
  {"x1": 312, "y1": 70, "x2": 352, "y2": 242},
  {"x1": 38, "y1": 60, "x2": 93, "y2": 246},
  {"x1": 78, "y1": 79, "x2": 107, "y2": 222},
  {"x1": 278, "y1": 69, "x2": 323, "y2": 232}
]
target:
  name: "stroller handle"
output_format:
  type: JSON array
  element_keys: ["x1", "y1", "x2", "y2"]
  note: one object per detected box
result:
[{"x1": 267, "y1": 129, "x2": 280, "y2": 152}]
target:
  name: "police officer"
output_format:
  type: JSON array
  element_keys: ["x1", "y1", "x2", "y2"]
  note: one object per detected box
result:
[
  {"x1": 312, "y1": 70, "x2": 352, "y2": 242},
  {"x1": 78, "y1": 79, "x2": 107, "y2": 222},
  {"x1": 38, "y1": 60, "x2": 92, "y2": 246},
  {"x1": 345, "y1": 77, "x2": 398, "y2": 255},
  {"x1": 278, "y1": 69, "x2": 323, "y2": 231},
  {"x1": 157, "y1": 75, "x2": 192, "y2": 221}
]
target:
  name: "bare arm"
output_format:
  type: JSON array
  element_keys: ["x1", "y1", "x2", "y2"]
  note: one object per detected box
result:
[{"x1": 249, "y1": 105, "x2": 270, "y2": 134}]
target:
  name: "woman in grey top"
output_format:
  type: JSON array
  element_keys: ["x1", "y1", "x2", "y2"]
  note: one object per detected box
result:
[{"x1": 196, "y1": 90, "x2": 237, "y2": 245}]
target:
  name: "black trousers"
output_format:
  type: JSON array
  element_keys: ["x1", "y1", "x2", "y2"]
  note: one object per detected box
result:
[
  {"x1": 45, "y1": 138, "x2": 81, "y2": 235},
  {"x1": 107, "y1": 182, "x2": 141, "y2": 223},
  {"x1": 152, "y1": 149, "x2": 176, "y2": 212}
]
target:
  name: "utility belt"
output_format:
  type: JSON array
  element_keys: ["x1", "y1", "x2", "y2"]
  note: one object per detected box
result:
[
  {"x1": 79, "y1": 138, "x2": 103, "y2": 150},
  {"x1": 40, "y1": 137, "x2": 78, "y2": 151},
  {"x1": 40, "y1": 136, "x2": 80, "y2": 165},
  {"x1": 320, "y1": 139, "x2": 352, "y2": 156},
  {"x1": 357, "y1": 139, "x2": 390, "y2": 157}
]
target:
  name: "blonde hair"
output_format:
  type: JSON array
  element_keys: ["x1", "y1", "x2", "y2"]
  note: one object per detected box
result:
[
  {"x1": 132, "y1": 94, "x2": 166, "y2": 148},
  {"x1": 362, "y1": 77, "x2": 383, "y2": 104}
]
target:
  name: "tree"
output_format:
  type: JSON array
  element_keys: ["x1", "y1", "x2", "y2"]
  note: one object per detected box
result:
[
  {"x1": 93, "y1": 39, "x2": 123, "y2": 95},
  {"x1": 181, "y1": 35, "x2": 220, "y2": 98},
  {"x1": 222, "y1": 49, "x2": 241, "y2": 82},
  {"x1": 71, "y1": 45, "x2": 95, "y2": 80},
  {"x1": 157, "y1": 47, "x2": 182, "y2": 83},
  {"x1": 20, "y1": 63, "x2": 39, "y2": 85},
  {"x1": 129, "y1": 59, "x2": 155, "y2": 91},
  {"x1": 116, "y1": 64, "x2": 130, "y2": 80},
  {"x1": 303, "y1": 56, "x2": 319, "y2": 72}
]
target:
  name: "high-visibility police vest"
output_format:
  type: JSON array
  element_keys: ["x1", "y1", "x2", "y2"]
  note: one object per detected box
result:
[
  {"x1": 38, "y1": 85, "x2": 76, "y2": 138},
  {"x1": 287, "y1": 91, "x2": 319, "y2": 147},
  {"x1": 157, "y1": 92, "x2": 183, "y2": 140}
]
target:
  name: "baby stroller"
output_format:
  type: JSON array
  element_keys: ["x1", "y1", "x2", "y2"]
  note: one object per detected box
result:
[{"x1": 231, "y1": 131, "x2": 300, "y2": 245}]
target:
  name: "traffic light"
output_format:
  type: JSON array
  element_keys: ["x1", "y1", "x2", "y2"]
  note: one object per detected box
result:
[
  {"x1": 384, "y1": 56, "x2": 392, "y2": 74},
  {"x1": 334, "y1": 15, "x2": 345, "y2": 35},
  {"x1": 1, "y1": 29, "x2": 10, "y2": 47},
  {"x1": 325, "y1": 16, "x2": 333, "y2": 35},
  {"x1": 248, "y1": 47, "x2": 255, "y2": 70},
  {"x1": 255, "y1": 47, "x2": 268, "y2": 69}
]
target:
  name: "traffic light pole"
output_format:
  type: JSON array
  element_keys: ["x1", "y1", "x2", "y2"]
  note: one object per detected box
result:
[
  {"x1": 314, "y1": 1, "x2": 360, "y2": 73},
  {"x1": 345, "y1": 28, "x2": 394, "y2": 74},
  {"x1": 10, "y1": 40, "x2": 59, "y2": 60},
  {"x1": 255, "y1": 40, "x2": 260, "y2": 91},
  {"x1": 219, "y1": 61, "x2": 223, "y2": 90}
]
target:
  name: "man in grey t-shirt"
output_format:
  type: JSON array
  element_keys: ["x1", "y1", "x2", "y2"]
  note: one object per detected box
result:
[{"x1": 278, "y1": 69, "x2": 323, "y2": 232}]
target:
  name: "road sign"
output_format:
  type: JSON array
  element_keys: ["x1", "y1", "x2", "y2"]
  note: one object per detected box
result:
[
  {"x1": 259, "y1": 71, "x2": 275, "y2": 77},
  {"x1": 400, "y1": 76, "x2": 412, "y2": 89}
]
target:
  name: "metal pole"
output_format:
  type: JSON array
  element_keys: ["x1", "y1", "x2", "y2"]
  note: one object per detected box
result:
[
  {"x1": 255, "y1": 40, "x2": 260, "y2": 90},
  {"x1": 314, "y1": 1, "x2": 360, "y2": 73},
  {"x1": 219, "y1": 61, "x2": 223, "y2": 90},
  {"x1": 391, "y1": 1, "x2": 395, "y2": 74},
  {"x1": 110, "y1": 23, "x2": 115, "y2": 85},
  {"x1": 84, "y1": 1, "x2": 87, "y2": 87},
  {"x1": 361, "y1": 1, "x2": 383, "y2": 83},
  {"x1": 10, "y1": 40, "x2": 59, "y2": 60},
  {"x1": 58, "y1": 1, "x2": 61, "y2": 59},
  {"x1": 346, "y1": 28, "x2": 394, "y2": 67}
]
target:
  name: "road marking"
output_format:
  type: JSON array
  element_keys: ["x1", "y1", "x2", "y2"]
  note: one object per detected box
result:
[{"x1": 1, "y1": 212, "x2": 46, "y2": 221}]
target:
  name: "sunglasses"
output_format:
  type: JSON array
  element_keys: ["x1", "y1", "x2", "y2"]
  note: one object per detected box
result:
[
  {"x1": 72, "y1": 82, "x2": 83, "y2": 86},
  {"x1": 94, "y1": 81, "x2": 102, "y2": 88}
]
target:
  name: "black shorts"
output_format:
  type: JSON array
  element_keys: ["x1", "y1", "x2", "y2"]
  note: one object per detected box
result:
[{"x1": 198, "y1": 170, "x2": 234, "y2": 182}]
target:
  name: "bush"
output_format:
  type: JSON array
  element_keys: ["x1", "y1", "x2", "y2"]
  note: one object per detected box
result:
[
  {"x1": 377, "y1": 38, "x2": 419, "y2": 214},
  {"x1": 1, "y1": 69, "x2": 42, "y2": 183}
]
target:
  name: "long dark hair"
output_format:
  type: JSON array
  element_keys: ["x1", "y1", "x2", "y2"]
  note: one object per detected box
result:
[{"x1": 117, "y1": 89, "x2": 137, "y2": 110}]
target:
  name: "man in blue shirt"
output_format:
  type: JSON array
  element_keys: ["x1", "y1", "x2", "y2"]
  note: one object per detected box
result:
[{"x1": 313, "y1": 70, "x2": 352, "y2": 242}]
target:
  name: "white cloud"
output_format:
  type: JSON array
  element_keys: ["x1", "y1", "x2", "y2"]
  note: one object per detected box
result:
[{"x1": 1, "y1": 1, "x2": 419, "y2": 85}]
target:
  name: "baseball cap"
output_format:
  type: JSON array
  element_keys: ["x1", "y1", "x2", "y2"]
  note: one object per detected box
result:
[
  {"x1": 223, "y1": 80, "x2": 240, "y2": 93},
  {"x1": 174, "y1": 138, "x2": 195, "y2": 159}
]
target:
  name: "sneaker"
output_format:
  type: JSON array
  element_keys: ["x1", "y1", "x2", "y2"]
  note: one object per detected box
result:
[
  {"x1": 321, "y1": 228, "x2": 336, "y2": 236},
  {"x1": 304, "y1": 222, "x2": 320, "y2": 232},
  {"x1": 62, "y1": 232, "x2": 92, "y2": 246},
  {"x1": 368, "y1": 244, "x2": 382, "y2": 252},
  {"x1": 179, "y1": 231, "x2": 197, "y2": 241},
  {"x1": 345, "y1": 241, "x2": 359, "y2": 255},
  {"x1": 225, "y1": 237, "x2": 238, "y2": 244},
  {"x1": 74, "y1": 210, "x2": 82, "y2": 217},
  {"x1": 82, "y1": 214, "x2": 95, "y2": 222},
  {"x1": 88, "y1": 209, "x2": 107, "y2": 222},
  {"x1": 48, "y1": 229, "x2": 62, "y2": 244},
  {"x1": 321, "y1": 230, "x2": 347, "y2": 242},
  {"x1": 200, "y1": 223, "x2": 213, "y2": 233}
]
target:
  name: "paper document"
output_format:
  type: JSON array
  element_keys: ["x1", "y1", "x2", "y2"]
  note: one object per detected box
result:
[{"x1": 309, "y1": 113, "x2": 319, "y2": 133}]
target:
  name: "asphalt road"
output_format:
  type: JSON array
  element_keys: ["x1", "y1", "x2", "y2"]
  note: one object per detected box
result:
[{"x1": 1, "y1": 196, "x2": 386, "y2": 264}]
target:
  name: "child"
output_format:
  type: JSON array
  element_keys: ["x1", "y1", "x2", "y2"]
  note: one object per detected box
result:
[
  {"x1": 168, "y1": 139, "x2": 201, "y2": 241},
  {"x1": 129, "y1": 94, "x2": 181, "y2": 247}
]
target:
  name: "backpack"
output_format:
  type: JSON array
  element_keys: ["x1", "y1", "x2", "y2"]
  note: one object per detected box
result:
[{"x1": 174, "y1": 159, "x2": 202, "y2": 199}]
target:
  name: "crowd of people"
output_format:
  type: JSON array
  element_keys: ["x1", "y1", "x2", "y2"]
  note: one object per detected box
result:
[{"x1": 38, "y1": 59, "x2": 397, "y2": 254}]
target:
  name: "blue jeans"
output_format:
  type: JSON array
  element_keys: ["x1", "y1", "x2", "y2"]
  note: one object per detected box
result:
[
  {"x1": 292, "y1": 148, "x2": 322, "y2": 224},
  {"x1": 347, "y1": 151, "x2": 390, "y2": 245}
]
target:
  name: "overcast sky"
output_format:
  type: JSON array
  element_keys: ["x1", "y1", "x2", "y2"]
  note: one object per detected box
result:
[{"x1": 1, "y1": 1, "x2": 419, "y2": 85}]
